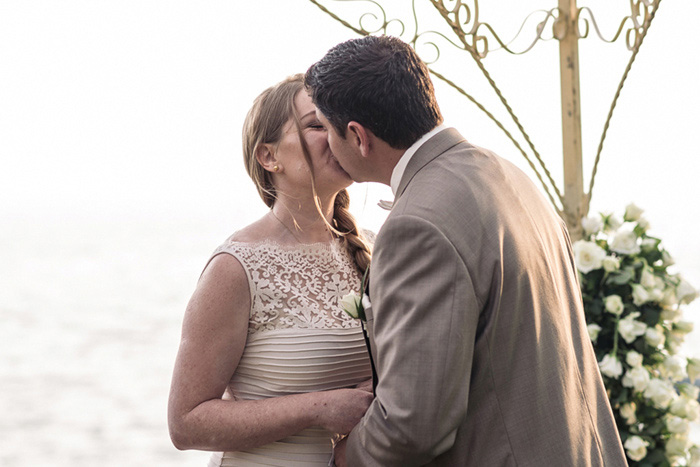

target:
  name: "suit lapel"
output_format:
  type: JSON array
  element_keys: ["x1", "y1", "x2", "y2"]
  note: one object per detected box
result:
[{"x1": 395, "y1": 127, "x2": 467, "y2": 201}]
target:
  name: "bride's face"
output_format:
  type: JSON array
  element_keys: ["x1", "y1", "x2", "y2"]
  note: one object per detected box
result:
[{"x1": 274, "y1": 91, "x2": 352, "y2": 195}]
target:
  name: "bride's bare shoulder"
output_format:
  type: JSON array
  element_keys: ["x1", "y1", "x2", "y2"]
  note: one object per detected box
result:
[{"x1": 227, "y1": 214, "x2": 275, "y2": 243}]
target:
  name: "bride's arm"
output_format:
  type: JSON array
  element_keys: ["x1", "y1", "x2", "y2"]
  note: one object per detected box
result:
[{"x1": 167, "y1": 253, "x2": 372, "y2": 452}]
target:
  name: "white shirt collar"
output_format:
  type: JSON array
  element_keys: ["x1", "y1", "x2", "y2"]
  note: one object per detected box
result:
[{"x1": 390, "y1": 124, "x2": 448, "y2": 196}]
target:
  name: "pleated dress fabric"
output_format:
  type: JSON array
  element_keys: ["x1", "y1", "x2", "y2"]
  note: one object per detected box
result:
[{"x1": 205, "y1": 238, "x2": 372, "y2": 467}]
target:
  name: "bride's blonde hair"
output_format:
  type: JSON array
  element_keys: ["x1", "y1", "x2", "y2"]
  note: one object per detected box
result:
[{"x1": 242, "y1": 74, "x2": 371, "y2": 274}]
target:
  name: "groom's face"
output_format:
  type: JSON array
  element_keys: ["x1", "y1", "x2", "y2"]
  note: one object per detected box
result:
[{"x1": 316, "y1": 110, "x2": 365, "y2": 182}]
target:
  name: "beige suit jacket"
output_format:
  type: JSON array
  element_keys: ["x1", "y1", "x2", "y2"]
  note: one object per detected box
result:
[{"x1": 346, "y1": 128, "x2": 627, "y2": 466}]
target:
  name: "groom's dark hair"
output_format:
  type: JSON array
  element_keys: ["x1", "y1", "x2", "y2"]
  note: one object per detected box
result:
[{"x1": 305, "y1": 35, "x2": 443, "y2": 150}]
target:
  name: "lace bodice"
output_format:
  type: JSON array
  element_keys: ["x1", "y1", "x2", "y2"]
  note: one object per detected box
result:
[{"x1": 209, "y1": 238, "x2": 363, "y2": 334}]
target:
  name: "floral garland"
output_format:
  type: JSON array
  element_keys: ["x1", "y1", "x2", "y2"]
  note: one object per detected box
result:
[{"x1": 574, "y1": 203, "x2": 700, "y2": 465}]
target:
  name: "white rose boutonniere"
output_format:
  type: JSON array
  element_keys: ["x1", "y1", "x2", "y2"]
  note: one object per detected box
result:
[
  {"x1": 341, "y1": 267, "x2": 370, "y2": 321},
  {"x1": 340, "y1": 293, "x2": 365, "y2": 320}
]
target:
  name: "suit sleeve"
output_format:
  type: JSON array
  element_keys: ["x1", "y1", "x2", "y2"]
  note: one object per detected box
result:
[{"x1": 346, "y1": 214, "x2": 480, "y2": 466}]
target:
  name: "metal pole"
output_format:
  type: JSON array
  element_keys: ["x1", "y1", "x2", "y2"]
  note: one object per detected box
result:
[{"x1": 557, "y1": 0, "x2": 585, "y2": 240}]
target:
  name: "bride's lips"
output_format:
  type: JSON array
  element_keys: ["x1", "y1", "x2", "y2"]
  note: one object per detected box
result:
[{"x1": 328, "y1": 151, "x2": 351, "y2": 177}]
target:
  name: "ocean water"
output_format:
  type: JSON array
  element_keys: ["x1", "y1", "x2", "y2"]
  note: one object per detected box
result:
[
  {"x1": 2, "y1": 212, "x2": 698, "y2": 465},
  {"x1": 0, "y1": 214, "x2": 218, "y2": 466}
]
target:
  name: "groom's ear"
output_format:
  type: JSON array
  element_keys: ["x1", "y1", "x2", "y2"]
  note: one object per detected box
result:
[{"x1": 347, "y1": 121, "x2": 372, "y2": 159}]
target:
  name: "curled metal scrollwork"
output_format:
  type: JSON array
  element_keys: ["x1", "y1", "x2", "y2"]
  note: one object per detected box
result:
[
  {"x1": 576, "y1": 0, "x2": 659, "y2": 51},
  {"x1": 310, "y1": 0, "x2": 568, "y2": 64}
]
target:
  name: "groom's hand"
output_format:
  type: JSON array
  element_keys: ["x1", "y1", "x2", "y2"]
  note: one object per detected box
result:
[{"x1": 332, "y1": 436, "x2": 348, "y2": 467}]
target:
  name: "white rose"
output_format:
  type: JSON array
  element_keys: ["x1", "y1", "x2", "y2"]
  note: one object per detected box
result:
[
  {"x1": 624, "y1": 435, "x2": 649, "y2": 462},
  {"x1": 641, "y1": 238, "x2": 657, "y2": 252},
  {"x1": 666, "y1": 415, "x2": 690, "y2": 435},
  {"x1": 622, "y1": 366, "x2": 650, "y2": 393},
  {"x1": 670, "y1": 396, "x2": 700, "y2": 421},
  {"x1": 619, "y1": 402, "x2": 637, "y2": 425},
  {"x1": 690, "y1": 445, "x2": 700, "y2": 467},
  {"x1": 605, "y1": 214, "x2": 622, "y2": 230},
  {"x1": 581, "y1": 215, "x2": 604, "y2": 236},
  {"x1": 674, "y1": 321, "x2": 694, "y2": 334},
  {"x1": 654, "y1": 275, "x2": 665, "y2": 290},
  {"x1": 587, "y1": 323, "x2": 602, "y2": 342},
  {"x1": 678, "y1": 382, "x2": 700, "y2": 401},
  {"x1": 609, "y1": 223, "x2": 641, "y2": 255},
  {"x1": 340, "y1": 293, "x2": 362, "y2": 319},
  {"x1": 604, "y1": 295, "x2": 625, "y2": 316},
  {"x1": 662, "y1": 355, "x2": 688, "y2": 382},
  {"x1": 624, "y1": 202, "x2": 644, "y2": 221},
  {"x1": 626, "y1": 351, "x2": 643, "y2": 367},
  {"x1": 667, "y1": 332, "x2": 685, "y2": 354},
  {"x1": 677, "y1": 277, "x2": 698, "y2": 305},
  {"x1": 573, "y1": 240, "x2": 606, "y2": 274},
  {"x1": 661, "y1": 287, "x2": 679, "y2": 310},
  {"x1": 687, "y1": 358, "x2": 700, "y2": 384},
  {"x1": 631, "y1": 284, "x2": 650, "y2": 306},
  {"x1": 640, "y1": 268, "x2": 657, "y2": 289},
  {"x1": 666, "y1": 435, "x2": 690, "y2": 459},
  {"x1": 618, "y1": 312, "x2": 648, "y2": 344},
  {"x1": 637, "y1": 216, "x2": 650, "y2": 232},
  {"x1": 602, "y1": 255, "x2": 620, "y2": 272},
  {"x1": 598, "y1": 353, "x2": 623, "y2": 379},
  {"x1": 648, "y1": 288, "x2": 663, "y2": 303},
  {"x1": 644, "y1": 325, "x2": 666, "y2": 348},
  {"x1": 644, "y1": 378, "x2": 677, "y2": 409},
  {"x1": 662, "y1": 250, "x2": 675, "y2": 267},
  {"x1": 660, "y1": 305, "x2": 681, "y2": 322}
]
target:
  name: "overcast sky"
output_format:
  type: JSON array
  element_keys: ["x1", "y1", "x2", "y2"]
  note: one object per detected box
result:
[{"x1": 1, "y1": 0, "x2": 698, "y2": 320}]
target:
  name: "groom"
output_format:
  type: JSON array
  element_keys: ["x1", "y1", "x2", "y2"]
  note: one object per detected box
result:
[{"x1": 305, "y1": 36, "x2": 627, "y2": 466}]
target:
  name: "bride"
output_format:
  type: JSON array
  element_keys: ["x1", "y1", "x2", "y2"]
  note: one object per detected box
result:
[{"x1": 168, "y1": 74, "x2": 373, "y2": 466}]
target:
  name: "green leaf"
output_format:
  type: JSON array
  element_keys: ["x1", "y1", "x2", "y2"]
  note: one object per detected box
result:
[{"x1": 609, "y1": 268, "x2": 635, "y2": 285}]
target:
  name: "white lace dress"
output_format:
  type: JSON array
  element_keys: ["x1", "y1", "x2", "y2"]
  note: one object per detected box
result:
[{"x1": 205, "y1": 238, "x2": 372, "y2": 467}]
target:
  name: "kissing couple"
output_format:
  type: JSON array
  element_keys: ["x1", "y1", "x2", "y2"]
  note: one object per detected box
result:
[{"x1": 169, "y1": 35, "x2": 628, "y2": 466}]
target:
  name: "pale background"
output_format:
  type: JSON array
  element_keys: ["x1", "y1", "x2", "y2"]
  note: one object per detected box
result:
[{"x1": 0, "y1": 1, "x2": 698, "y2": 465}]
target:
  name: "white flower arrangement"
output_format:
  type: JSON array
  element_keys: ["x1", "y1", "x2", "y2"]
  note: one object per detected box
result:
[{"x1": 576, "y1": 205, "x2": 699, "y2": 466}]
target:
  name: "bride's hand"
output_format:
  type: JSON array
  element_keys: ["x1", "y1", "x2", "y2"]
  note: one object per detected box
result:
[{"x1": 315, "y1": 388, "x2": 373, "y2": 435}]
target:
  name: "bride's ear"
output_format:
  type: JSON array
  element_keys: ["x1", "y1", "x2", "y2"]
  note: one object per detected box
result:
[
  {"x1": 256, "y1": 144, "x2": 281, "y2": 173},
  {"x1": 347, "y1": 122, "x2": 372, "y2": 159}
]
